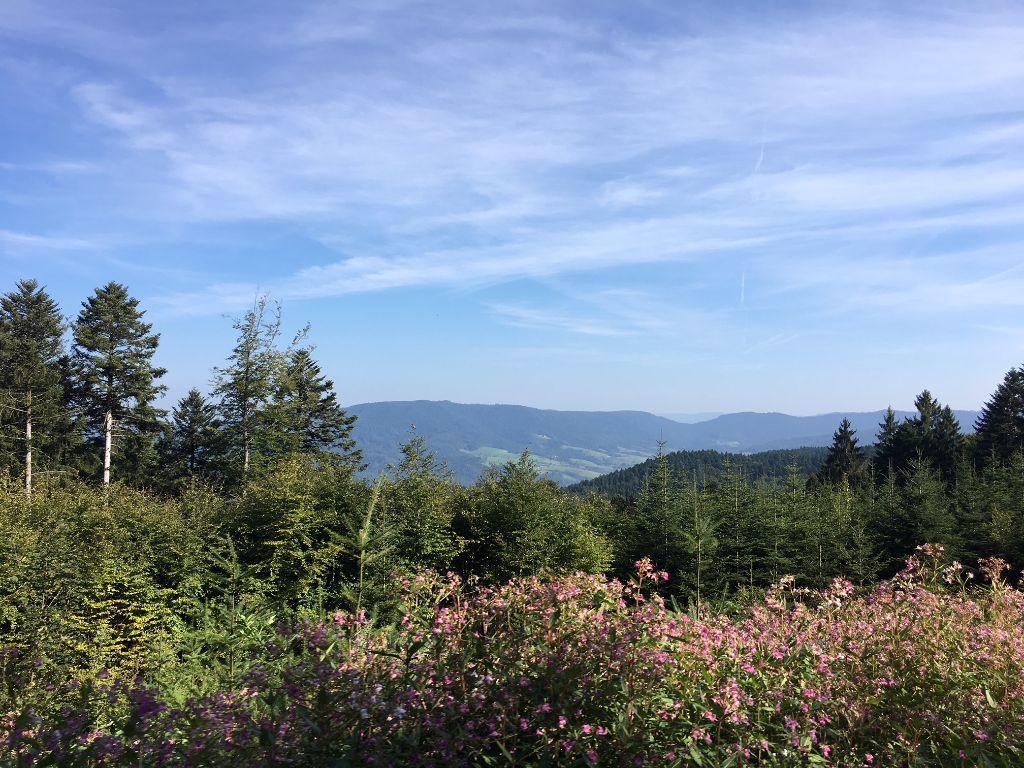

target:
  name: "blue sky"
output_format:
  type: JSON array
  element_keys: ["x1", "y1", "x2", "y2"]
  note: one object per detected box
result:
[{"x1": 2, "y1": 1, "x2": 1024, "y2": 414}]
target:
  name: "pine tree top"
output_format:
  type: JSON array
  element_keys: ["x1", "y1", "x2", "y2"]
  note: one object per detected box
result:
[{"x1": 72, "y1": 282, "x2": 167, "y2": 420}]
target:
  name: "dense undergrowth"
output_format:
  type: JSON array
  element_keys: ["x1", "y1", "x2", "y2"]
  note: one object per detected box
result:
[{"x1": 3, "y1": 546, "x2": 1022, "y2": 767}]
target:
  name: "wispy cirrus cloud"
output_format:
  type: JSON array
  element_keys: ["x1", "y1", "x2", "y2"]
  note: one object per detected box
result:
[
  {"x1": 0, "y1": 229, "x2": 96, "y2": 251},
  {"x1": 486, "y1": 303, "x2": 630, "y2": 337},
  {"x1": 52, "y1": 5, "x2": 1024, "y2": 220},
  {"x1": 4, "y1": 1, "x2": 1024, "y2": 410},
  {"x1": 47, "y1": 4, "x2": 1023, "y2": 320}
]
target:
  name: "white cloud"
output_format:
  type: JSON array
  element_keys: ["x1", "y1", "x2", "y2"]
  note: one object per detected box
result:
[
  {"x1": 719, "y1": 163, "x2": 1024, "y2": 214},
  {"x1": 486, "y1": 303, "x2": 630, "y2": 337},
  {"x1": 7, "y1": 1, "x2": 1024, "y2": 334},
  {"x1": 0, "y1": 229, "x2": 96, "y2": 250}
]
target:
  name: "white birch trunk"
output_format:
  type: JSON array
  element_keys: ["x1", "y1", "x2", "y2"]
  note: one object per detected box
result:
[
  {"x1": 103, "y1": 409, "x2": 113, "y2": 486},
  {"x1": 24, "y1": 391, "x2": 32, "y2": 498}
]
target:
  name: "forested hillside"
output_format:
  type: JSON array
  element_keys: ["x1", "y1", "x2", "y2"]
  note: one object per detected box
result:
[
  {"x1": 348, "y1": 400, "x2": 679, "y2": 484},
  {"x1": 349, "y1": 402, "x2": 979, "y2": 484},
  {"x1": 569, "y1": 446, "x2": 830, "y2": 498},
  {"x1": 676, "y1": 409, "x2": 979, "y2": 452}
]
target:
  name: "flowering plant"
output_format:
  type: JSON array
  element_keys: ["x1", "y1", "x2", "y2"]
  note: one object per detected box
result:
[{"x1": 3, "y1": 549, "x2": 1022, "y2": 766}]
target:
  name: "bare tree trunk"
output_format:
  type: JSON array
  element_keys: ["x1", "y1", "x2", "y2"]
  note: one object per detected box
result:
[
  {"x1": 242, "y1": 426, "x2": 250, "y2": 479},
  {"x1": 103, "y1": 409, "x2": 113, "y2": 486},
  {"x1": 24, "y1": 391, "x2": 32, "y2": 498}
]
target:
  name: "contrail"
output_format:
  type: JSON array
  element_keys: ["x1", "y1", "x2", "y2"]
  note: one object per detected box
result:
[
  {"x1": 740, "y1": 269, "x2": 746, "y2": 305},
  {"x1": 752, "y1": 142, "x2": 765, "y2": 174}
]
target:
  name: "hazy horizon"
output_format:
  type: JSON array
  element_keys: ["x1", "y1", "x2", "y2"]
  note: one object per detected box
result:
[
  {"x1": 343, "y1": 399, "x2": 981, "y2": 420},
  {"x1": 3, "y1": 1, "x2": 1023, "y2": 413}
]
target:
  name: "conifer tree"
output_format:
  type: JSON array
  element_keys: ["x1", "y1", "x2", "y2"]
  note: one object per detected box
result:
[
  {"x1": 906, "y1": 391, "x2": 963, "y2": 485},
  {"x1": 0, "y1": 324, "x2": 11, "y2": 473},
  {"x1": 960, "y1": 453, "x2": 1024, "y2": 566},
  {"x1": 678, "y1": 473, "x2": 718, "y2": 611},
  {"x1": 900, "y1": 458, "x2": 955, "y2": 551},
  {"x1": 806, "y1": 494, "x2": 834, "y2": 587},
  {"x1": 161, "y1": 389, "x2": 220, "y2": 483},
  {"x1": 71, "y1": 283, "x2": 166, "y2": 486},
  {"x1": 711, "y1": 460, "x2": 756, "y2": 592},
  {"x1": 973, "y1": 365, "x2": 1024, "y2": 469},
  {"x1": 212, "y1": 297, "x2": 281, "y2": 483},
  {"x1": 0, "y1": 280, "x2": 69, "y2": 495},
  {"x1": 929, "y1": 404, "x2": 964, "y2": 485},
  {"x1": 828, "y1": 478, "x2": 879, "y2": 584},
  {"x1": 758, "y1": 466, "x2": 807, "y2": 583},
  {"x1": 780, "y1": 465, "x2": 818, "y2": 581},
  {"x1": 812, "y1": 418, "x2": 868, "y2": 489},
  {"x1": 867, "y1": 461, "x2": 911, "y2": 573},
  {"x1": 953, "y1": 457, "x2": 991, "y2": 565},
  {"x1": 268, "y1": 347, "x2": 361, "y2": 467},
  {"x1": 872, "y1": 407, "x2": 903, "y2": 479},
  {"x1": 741, "y1": 480, "x2": 779, "y2": 586},
  {"x1": 631, "y1": 442, "x2": 683, "y2": 573}
]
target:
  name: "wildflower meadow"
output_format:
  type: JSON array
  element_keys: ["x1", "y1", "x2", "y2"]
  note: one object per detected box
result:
[{"x1": 3, "y1": 545, "x2": 1022, "y2": 767}]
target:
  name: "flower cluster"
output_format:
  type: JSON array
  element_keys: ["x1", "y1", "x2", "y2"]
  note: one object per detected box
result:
[{"x1": 3, "y1": 553, "x2": 1023, "y2": 767}]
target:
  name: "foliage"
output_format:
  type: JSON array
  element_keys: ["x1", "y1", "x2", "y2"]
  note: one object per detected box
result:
[
  {"x1": 4, "y1": 551, "x2": 1024, "y2": 767},
  {"x1": 810, "y1": 418, "x2": 868, "y2": 489},
  {"x1": 0, "y1": 280, "x2": 74, "y2": 490},
  {"x1": 460, "y1": 451, "x2": 612, "y2": 581},
  {"x1": 229, "y1": 454, "x2": 367, "y2": 612},
  {"x1": 158, "y1": 389, "x2": 222, "y2": 487},
  {"x1": 974, "y1": 365, "x2": 1024, "y2": 470},
  {"x1": 71, "y1": 282, "x2": 167, "y2": 485},
  {"x1": 210, "y1": 296, "x2": 283, "y2": 484},
  {"x1": 571, "y1": 446, "x2": 830, "y2": 499},
  {"x1": 380, "y1": 434, "x2": 463, "y2": 573},
  {"x1": 0, "y1": 481, "x2": 219, "y2": 712},
  {"x1": 4, "y1": 276, "x2": 1024, "y2": 765},
  {"x1": 264, "y1": 347, "x2": 361, "y2": 467}
]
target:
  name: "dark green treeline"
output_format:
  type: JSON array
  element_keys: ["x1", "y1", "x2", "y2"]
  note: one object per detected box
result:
[{"x1": 569, "y1": 446, "x2": 829, "y2": 498}]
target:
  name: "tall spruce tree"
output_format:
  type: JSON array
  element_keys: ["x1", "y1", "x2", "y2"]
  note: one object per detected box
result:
[
  {"x1": 872, "y1": 407, "x2": 902, "y2": 479},
  {"x1": 71, "y1": 283, "x2": 166, "y2": 486},
  {"x1": 974, "y1": 365, "x2": 1024, "y2": 469},
  {"x1": 267, "y1": 347, "x2": 361, "y2": 467},
  {"x1": 212, "y1": 297, "x2": 282, "y2": 483},
  {"x1": 161, "y1": 388, "x2": 220, "y2": 484},
  {"x1": 812, "y1": 418, "x2": 868, "y2": 489},
  {"x1": 930, "y1": 405, "x2": 964, "y2": 486},
  {"x1": 630, "y1": 442, "x2": 683, "y2": 574},
  {"x1": 0, "y1": 280, "x2": 68, "y2": 495},
  {"x1": 906, "y1": 391, "x2": 963, "y2": 485}
]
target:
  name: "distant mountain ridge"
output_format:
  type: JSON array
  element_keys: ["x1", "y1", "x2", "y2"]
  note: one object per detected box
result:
[
  {"x1": 348, "y1": 401, "x2": 980, "y2": 486},
  {"x1": 659, "y1": 411, "x2": 725, "y2": 424}
]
